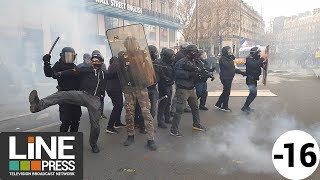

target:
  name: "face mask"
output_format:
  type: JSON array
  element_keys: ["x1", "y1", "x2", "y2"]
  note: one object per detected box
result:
[{"x1": 91, "y1": 58, "x2": 102, "y2": 69}]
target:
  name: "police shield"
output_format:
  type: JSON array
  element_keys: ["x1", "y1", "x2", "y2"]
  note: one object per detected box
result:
[{"x1": 106, "y1": 24, "x2": 156, "y2": 91}]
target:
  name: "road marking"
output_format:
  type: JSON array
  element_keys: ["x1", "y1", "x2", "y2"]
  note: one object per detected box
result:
[
  {"x1": 24, "y1": 122, "x2": 60, "y2": 132},
  {"x1": 0, "y1": 113, "x2": 32, "y2": 122},
  {"x1": 36, "y1": 113, "x2": 49, "y2": 120},
  {"x1": 208, "y1": 89, "x2": 277, "y2": 97}
]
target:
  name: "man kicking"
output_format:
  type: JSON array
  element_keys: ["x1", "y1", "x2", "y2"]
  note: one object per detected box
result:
[{"x1": 29, "y1": 50, "x2": 117, "y2": 153}]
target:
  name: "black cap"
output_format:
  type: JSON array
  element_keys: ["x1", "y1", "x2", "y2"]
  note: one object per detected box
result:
[
  {"x1": 250, "y1": 47, "x2": 261, "y2": 55},
  {"x1": 186, "y1": 44, "x2": 198, "y2": 53}
]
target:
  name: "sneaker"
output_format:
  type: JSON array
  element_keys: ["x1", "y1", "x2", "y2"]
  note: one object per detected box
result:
[
  {"x1": 220, "y1": 107, "x2": 232, "y2": 112},
  {"x1": 114, "y1": 123, "x2": 126, "y2": 129},
  {"x1": 199, "y1": 106, "x2": 209, "y2": 111},
  {"x1": 139, "y1": 128, "x2": 147, "y2": 134},
  {"x1": 146, "y1": 140, "x2": 157, "y2": 151},
  {"x1": 241, "y1": 106, "x2": 251, "y2": 113},
  {"x1": 91, "y1": 144, "x2": 100, "y2": 153},
  {"x1": 106, "y1": 127, "x2": 118, "y2": 134},
  {"x1": 29, "y1": 90, "x2": 40, "y2": 113},
  {"x1": 123, "y1": 135, "x2": 134, "y2": 146},
  {"x1": 247, "y1": 107, "x2": 255, "y2": 112},
  {"x1": 214, "y1": 105, "x2": 222, "y2": 110},
  {"x1": 193, "y1": 124, "x2": 206, "y2": 131},
  {"x1": 170, "y1": 129, "x2": 183, "y2": 137},
  {"x1": 158, "y1": 122, "x2": 167, "y2": 129}
]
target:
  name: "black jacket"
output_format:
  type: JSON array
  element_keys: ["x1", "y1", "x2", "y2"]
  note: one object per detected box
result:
[
  {"x1": 106, "y1": 61, "x2": 122, "y2": 92},
  {"x1": 44, "y1": 60, "x2": 80, "y2": 91},
  {"x1": 173, "y1": 50, "x2": 186, "y2": 65},
  {"x1": 157, "y1": 58, "x2": 175, "y2": 89},
  {"x1": 245, "y1": 56, "x2": 265, "y2": 80},
  {"x1": 219, "y1": 56, "x2": 242, "y2": 80},
  {"x1": 174, "y1": 57, "x2": 197, "y2": 90},
  {"x1": 59, "y1": 66, "x2": 117, "y2": 98}
]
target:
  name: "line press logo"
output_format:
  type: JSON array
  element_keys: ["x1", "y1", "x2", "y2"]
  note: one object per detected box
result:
[{"x1": 0, "y1": 132, "x2": 83, "y2": 180}]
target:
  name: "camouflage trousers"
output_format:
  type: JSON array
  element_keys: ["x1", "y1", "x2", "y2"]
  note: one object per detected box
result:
[{"x1": 124, "y1": 88, "x2": 154, "y2": 140}]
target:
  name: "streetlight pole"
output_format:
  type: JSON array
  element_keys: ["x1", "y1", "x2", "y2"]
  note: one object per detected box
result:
[{"x1": 195, "y1": 0, "x2": 199, "y2": 46}]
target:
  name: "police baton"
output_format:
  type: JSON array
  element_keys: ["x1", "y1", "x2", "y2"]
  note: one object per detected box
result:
[{"x1": 49, "y1": 36, "x2": 60, "y2": 55}]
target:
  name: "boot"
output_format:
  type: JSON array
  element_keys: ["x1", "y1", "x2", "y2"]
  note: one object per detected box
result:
[
  {"x1": 123, "y1": 135, "x2": 135, "y2": 146},
  {"x1": 147, "y1": 140, "x2": 157, "y2": 151},
  {"x1": 29, "y1": 90, "x2": 40, "y2": 113},
  {"x1": 199, "y1": 91, "x2": 209, "y2": 111},
  {"x1": 91, "y1": 144, "x2": 100, "y2": 153}
]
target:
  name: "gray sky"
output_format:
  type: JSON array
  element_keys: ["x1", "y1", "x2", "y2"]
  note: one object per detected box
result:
[{"x1": 243, "y1": 0, "x2": 320, "y2": 23}]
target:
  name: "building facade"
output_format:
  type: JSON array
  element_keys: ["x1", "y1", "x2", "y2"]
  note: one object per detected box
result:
[
  {"x1": 278, "y1": 9, "x2": 320, "y2": 52},
  {"x1": 191, "y1": 0, "x2": 264, "y2": 56},
  {"x1": 0, "y1": 0, "x2": 181, "y2": 87}
]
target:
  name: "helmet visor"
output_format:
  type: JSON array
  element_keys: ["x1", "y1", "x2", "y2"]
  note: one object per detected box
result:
[{"x1": 64, "y1": 52, "x2": 76, "y2": 63}]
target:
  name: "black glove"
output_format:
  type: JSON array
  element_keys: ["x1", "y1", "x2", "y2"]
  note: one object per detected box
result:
[
  {"x1": 42, "y1": 54, "x2": 51, "y2": 63},
  {"x1": 52, "y1": 72, "x2": 61, "y2": 79}
]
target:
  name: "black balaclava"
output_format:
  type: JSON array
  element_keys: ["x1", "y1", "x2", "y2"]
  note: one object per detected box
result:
[{"x1": 160, "y1": 48, "x2": 175, "y2": 64}]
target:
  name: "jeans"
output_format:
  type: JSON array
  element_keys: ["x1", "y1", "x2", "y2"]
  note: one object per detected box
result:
[
  {"x1": 107, "y1": 91, "x2": 123, "y2": 128},
  {"x1": 215, "y1": 78, "x2": 233, "y2": 109},
  {"x1": 244, "y1": 81, "x2": 257, "y2": 108},
  {"x1": 195, "y1": 82, "x2": 208, "y2": 107}
]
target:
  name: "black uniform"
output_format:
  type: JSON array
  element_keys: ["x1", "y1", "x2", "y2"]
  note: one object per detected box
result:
[
  {"x1": 43, "y1": 57, "x2": 81, "y2": 132},
  {"x1": 157, "y1": 48, "x2": 175, "y2": 128}
]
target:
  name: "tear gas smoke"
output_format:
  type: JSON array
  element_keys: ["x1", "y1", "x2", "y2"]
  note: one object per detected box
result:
[
  {"x1": 0, "y1": 0, "x2": 112, "y2": 113},
  {"x1": 182, "y1": 110, "x2": 320, "y2": 174}
]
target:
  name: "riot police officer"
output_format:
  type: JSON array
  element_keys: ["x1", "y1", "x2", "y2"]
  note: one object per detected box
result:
[
  {"x1": 43, "y1": 47, "x2": 82, "y2": 132},
  {"x1": 170, "y1": 44, "x2": 206, "y2": 137},
  {"x1": 157, "y1": 48, "x2": 175, "y2": 128}
]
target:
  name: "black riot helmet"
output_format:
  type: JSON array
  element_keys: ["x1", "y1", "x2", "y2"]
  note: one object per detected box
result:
[
  {"x1": 180, "y1": 42, "x2": 190, "y2": 52},
  {"x1": 221, "y1": 46, "x2": 235, "y2": 60},
  {"x1": 160, "y1": 48, "x2": 175, "y2": 64},
  {"x1": 60, "y1": 47, "x2": 77, "y2": 64},
  {"x1": 186, "y1": 44, "x2": 198, "y2": 59},
  {"x1": 148, "y1": 45, "x2": 159, "y2": 61},
  {"x1": 250, "y1": 47, "x2": 261, "y2": 59}
]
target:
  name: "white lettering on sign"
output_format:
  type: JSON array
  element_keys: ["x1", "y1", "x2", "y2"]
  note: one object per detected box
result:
[
  {"x1": 95, "y1": 0, "x2": 110, "y2": 5},
  {"x1": 95, "y1": 0, "x2": 142, "y2": 14}
]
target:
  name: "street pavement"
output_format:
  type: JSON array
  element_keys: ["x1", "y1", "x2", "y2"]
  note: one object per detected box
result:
[{"x1": 1, "y1": 69, "x2": 320, "y2": 180}]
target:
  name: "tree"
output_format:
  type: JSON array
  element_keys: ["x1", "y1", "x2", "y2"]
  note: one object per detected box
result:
[
  {"x1": 176, "y1": 0, "x2": 196, "y2": 42},
  {"x1": 176, "y1": 0, "x2": 241, "y2": 45}
]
